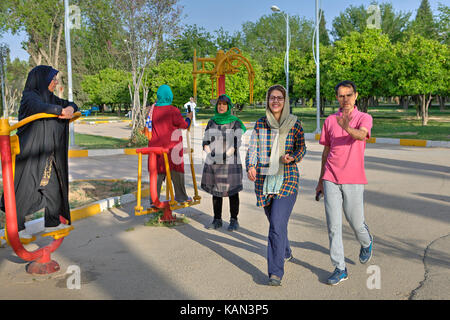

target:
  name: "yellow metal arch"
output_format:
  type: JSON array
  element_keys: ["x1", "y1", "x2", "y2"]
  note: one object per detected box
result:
[{"x1": 192, "y1": 48, "x2": 255, "y2": 104}]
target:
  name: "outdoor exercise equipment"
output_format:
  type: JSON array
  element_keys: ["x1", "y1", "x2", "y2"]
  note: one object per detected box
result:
[
  {"x1": 134, "y1": 125, "x2": 201, "y2": 222},
  {"x1": 192, "y1": 47, "x2": 255, "y2": 104},
  {"x1": 0, "y1": 111, "x2": 81, "y2": 274}
]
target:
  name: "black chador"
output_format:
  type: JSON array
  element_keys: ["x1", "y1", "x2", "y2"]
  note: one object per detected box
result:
[{"x1": 1, "y1": 65, "x2": 78, "y2": 232}]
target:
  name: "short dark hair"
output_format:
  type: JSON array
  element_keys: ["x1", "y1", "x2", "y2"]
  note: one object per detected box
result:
[{"x1": 335, "y1": 80, "x2": 357, "y2": 95}]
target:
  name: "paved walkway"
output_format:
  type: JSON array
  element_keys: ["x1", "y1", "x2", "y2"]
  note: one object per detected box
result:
[{"x1": 0, "y1": 123, "x2": 448, "y2": 300}]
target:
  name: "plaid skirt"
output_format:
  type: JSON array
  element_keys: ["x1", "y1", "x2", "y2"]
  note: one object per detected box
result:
[{"x1": 201, "y1": 163, "x2": 243, "y2": 197}]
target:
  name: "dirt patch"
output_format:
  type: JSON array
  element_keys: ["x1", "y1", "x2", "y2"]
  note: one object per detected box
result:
[{"x1": 0, "y1": 179, "x2": 137, "y2": 229}]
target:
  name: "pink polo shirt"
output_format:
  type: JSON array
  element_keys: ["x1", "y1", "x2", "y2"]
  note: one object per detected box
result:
[{"x1": 319, "y1": 106, "x2": 372, "y2": 184}]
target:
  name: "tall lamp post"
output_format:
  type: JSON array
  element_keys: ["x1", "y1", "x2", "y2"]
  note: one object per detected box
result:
[
  {"x1": 0, "y1": 45, "x2": 8, "y2": 118},
  {"x1": 64, "y1": 0, "x2": 81, "y2": 147},
  {"x1": 313, "y1": 0, "x2": 321, "y2": 134},
  {"x1": 271, "y1": 5, "x2": 291, "y2": 113}
]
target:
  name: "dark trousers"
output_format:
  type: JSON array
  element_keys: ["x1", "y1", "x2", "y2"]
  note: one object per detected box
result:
[
  {"x1": 263, "y1": 191, "x2": 297, "y2": 279},
  {"x1": 213, "y1": 193, "x2": 239, "y2": 220},
  {"x1": 40, "y1": 163, "x2": 64, "y2": 228}
]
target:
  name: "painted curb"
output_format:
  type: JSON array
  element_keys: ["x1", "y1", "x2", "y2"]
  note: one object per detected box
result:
[
  {"x1": 303, "y1": 133, "x2": 450, "y2": 148},
  {"x1": 0, "y1": 187, "x2": 150, "y2": 246}
]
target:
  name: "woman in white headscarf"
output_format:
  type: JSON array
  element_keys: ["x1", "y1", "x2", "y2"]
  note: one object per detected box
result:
[{"x1": 245, "y1": 84, "x2": 306, "y2": 286}]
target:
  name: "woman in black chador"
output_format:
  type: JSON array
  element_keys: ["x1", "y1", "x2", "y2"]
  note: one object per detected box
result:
[{"x1": 2, "y1": 65, "x2": 78, "y2": 239}]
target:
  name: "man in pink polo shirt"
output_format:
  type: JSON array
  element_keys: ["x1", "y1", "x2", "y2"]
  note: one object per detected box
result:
[{"x1": 316, "y1": 80, "x2": 373, "y2": 286}]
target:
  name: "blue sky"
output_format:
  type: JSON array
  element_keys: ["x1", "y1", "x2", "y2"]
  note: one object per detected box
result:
[{"x1": 1, "y1": 0, "x2": 444, "y2": 61}]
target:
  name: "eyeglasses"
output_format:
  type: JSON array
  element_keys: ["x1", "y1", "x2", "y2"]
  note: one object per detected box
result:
[
  {"x1": 337, "y1": 93, "x2": 354, "y2": 99},
  {"x1": 269, "y1": 96, "x2": 284, "y2": 102}
]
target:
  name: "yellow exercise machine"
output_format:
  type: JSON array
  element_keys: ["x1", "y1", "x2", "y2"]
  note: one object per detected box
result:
[
  {"x1": 0, "y1": 112, "x2": 81, "y2": 274},
  {"x1": 134, "y1": 126, "x2": 201, "y2": 222}
]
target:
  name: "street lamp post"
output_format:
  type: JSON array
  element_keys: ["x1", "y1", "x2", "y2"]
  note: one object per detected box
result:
[
  {"x1": 64, "y1": 0, "x2": 78, "y2": 147},
  {"x1": 271, "y1": 5, "x2": 291, "y2": 113},
  {"x1": 314, "y1": 0, "x2": 321, "y2": 134},
  {"x1": 0, "y1": 45, "x2": 8, "y2": 118}
]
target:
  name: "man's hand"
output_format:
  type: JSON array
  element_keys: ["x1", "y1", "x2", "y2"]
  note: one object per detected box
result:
[
  {"x1": 247, "y1": 167, "x2": 257, "y2": 182},
  {"x1": 186, "y1": 112, "x2": 193, "y2": 120},
  {"x1": 315, "y1": 179, "x2": 324, "y2": 195},
  {"x1": 59, "y1": 106, "x2": 75, "y2": 119},
  {"x1": 336, "y1": 111, "x2": 352, "y2": 130}
]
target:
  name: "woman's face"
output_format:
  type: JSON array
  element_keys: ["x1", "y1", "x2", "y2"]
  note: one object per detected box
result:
[
  {"x1": 268, "y1": 89, "x2": 285, "y2": 117},
  {"x1": 48, "y1": 76, "x2": 58, "y2": 93},
  {"x1": 217, "y1": 101, "x2": 228, "y2": 114}
]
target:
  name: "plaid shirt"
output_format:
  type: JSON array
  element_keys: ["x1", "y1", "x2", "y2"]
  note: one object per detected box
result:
[{"x1": 245, "y1": 116, "x2": 306, "y2": 207}]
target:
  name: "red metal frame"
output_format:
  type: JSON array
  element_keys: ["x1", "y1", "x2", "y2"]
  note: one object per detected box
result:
[{"x1": 135, "y1": 146, "x2": 176, "y2": 223}]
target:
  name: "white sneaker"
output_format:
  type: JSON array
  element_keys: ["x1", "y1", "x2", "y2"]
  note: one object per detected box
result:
[
  {"x1": 44, "y1": 223, "x2": 71, "y2": 233},
  {"x1": 18, "y1": 229, "x2": 33, "y2": 239}
]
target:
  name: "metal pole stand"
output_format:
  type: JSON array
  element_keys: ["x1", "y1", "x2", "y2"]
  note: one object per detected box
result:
[{"x1": 25, "y1": 247, "x2": 60, "y2": 274}]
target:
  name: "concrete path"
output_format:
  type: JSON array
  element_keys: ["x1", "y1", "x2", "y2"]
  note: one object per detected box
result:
[{"x1": 0, "y1": 123, "x2": 448, "y2": 300}]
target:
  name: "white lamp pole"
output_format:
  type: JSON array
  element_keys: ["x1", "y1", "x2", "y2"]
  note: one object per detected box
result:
[
  {"x1": 64, "y1": 0, "x2": 76, "y2": 147},
  {"x1": 314, "y1": 0, "x2": 321, "y2": 134},
  {"x1": 271, "y1": 5, "x2": 291, "y2": 113}
]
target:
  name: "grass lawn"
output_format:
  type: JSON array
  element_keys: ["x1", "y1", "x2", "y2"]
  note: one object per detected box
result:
[
  {"x1": 198, "y1": 104, "x2": 450, "y2": 141},
  {"x1": 77, "y1": 104, "x2": 449, "y2": 145},
  {"x1": 73, "y1": 132, "x2": 149, "y2": 149}
]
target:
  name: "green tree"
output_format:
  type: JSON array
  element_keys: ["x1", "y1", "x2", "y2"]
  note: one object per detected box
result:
[
  {"x1": 158, "y1": 24, "x2": 216, "y2": 63},
  {"x1": 410, "y1": 0, "x2": 439, "y2": 39},
  {"x1": 0, "y1": 0, "x2": 66, "y2": 69},
  {"x1": 114, "y1": 0, "x2": 183, "y2": 138},
  {"x1": 214, "y1": 27, "x2": 243, "y2": 51},
  {"x1": 241, "y1": 13, "x2": 314, "y2": 66},
  {"x1": 332, "y1": 3, "x2": 411, "y2": 43},
  {"x1": 384, "y1": 35, "x2": 449, "y2": 125},
  {"x1": 319, "y1": 9, "x2": 331, "y2": 46},
  {"x1": 5, "y1": 57, "x2": 29, "y2": 116},
  {"x1": 81, "y1": 68, "x2": 130, "y2": 108},
  {"x1": 327, "y1": 29, "x2": 392, "y2": 112},
  {"x1": 436, "y1": 3, "x2": 450, "y2": 45}
]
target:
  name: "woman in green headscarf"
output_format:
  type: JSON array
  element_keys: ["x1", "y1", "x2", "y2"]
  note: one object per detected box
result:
[{"x1": 201, "y1": 94, "x2": 246, "y2": 231}]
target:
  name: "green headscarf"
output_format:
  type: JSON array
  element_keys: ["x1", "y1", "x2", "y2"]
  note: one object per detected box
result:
[
  {"x1": 210, "y1": 94, "x2": 247, "y2": 132},
  {"x1": 155, "y1": 84, "x2": 173, "y2": 106}
]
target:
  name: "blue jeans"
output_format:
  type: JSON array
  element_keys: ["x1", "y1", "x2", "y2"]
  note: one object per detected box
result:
[
  {"x1": 323, "y1": 180, "x2": 371, "y2": 270},
  {"x1": 264, "y1": 191, "x2": 297, "y2": 279}
]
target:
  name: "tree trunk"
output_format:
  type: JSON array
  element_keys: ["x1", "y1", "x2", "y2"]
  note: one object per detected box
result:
[
  {"x1": 358, "y1": 97, "x2": 369, "y2": 113},
  {"x1": 438, "y1": 96, "x2": 446, "y2": 111},
  {"x1": 320, "y1": 97, "x2": 326, "y2": 117},
  {"x1": 400, "y1": 96, "x2": 410, "y2": 110},
  {"x1": 419, "y1": 94, "x2": 433, "y2": 126},
  {"x1": 413, "y1": 95, "x2": 421, "y2": 119}
]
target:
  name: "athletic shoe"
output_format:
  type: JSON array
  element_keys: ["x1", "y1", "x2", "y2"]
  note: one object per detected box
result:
[
  {"x1": 18, "y1": 229, "x2": 33, "y2": 239},
  {"x1": 268, "y1": 275, "x2": 281, "y2": 286},
  {"x1": 359, "y1": 237, "x2": 373, "y2": 264},
  {"x1": 285, "y1": 254, "x2": 294, "y2": 262},
  {"x1": 44, "y1": 223, "x2": 71, "y2": 233},
  {"x1": 327, "y1": 267, "x2": 348, "y2": 285}
]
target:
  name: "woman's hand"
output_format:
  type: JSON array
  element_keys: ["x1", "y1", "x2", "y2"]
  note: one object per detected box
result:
[
  {"x1": 281, "y1": 154, "x2": 295, "y2": 164},
  {"x1": 59, "y1": 106, "x2": 75, "y2": 119},
  {"x1": 247, "y1": 167, "x2": 257, "y2": 182}
]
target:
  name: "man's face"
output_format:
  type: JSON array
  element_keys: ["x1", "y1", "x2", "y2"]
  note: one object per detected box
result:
[{"x1": 336, "y1": 86, "x2": 358, "y2": 112}]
